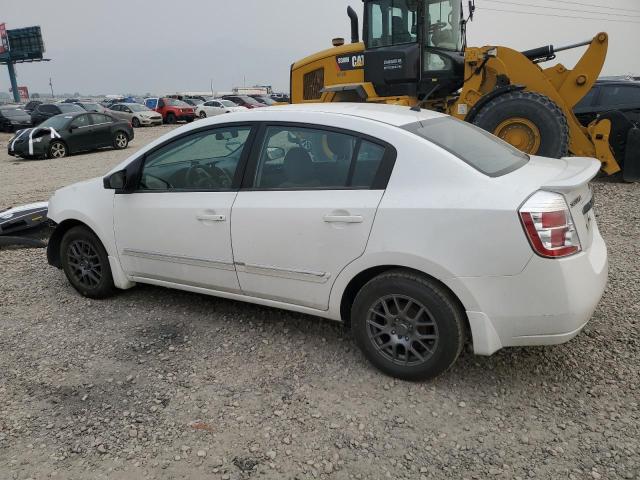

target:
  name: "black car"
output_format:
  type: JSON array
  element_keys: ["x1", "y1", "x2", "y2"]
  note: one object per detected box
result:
[
  {"x1": 7, "y1": 111, "x2": 134, "y2": 160},
  {"x1": 0, "y1": 106, "x2": 32, "y2": 132},
  {"x1": 30, "y1": 103, "x2": 85, "y2": 126},
  {"x1": 24, "y1": 100, "x2": 42, "y2": 113},
  {"x1": 575, "y1": 80, "x2": 640, "y2": 127}
]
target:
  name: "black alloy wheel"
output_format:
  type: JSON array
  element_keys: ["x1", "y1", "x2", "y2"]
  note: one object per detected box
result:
[
  {"x1": 60, "y1": 226, "x2": 116, "y2": 298},
  {"x1": 352, "y1": 270, "x2": 465, "y2": 381}
]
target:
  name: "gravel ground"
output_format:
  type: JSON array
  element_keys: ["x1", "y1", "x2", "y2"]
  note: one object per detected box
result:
[{"x1": 0, "y1": 128, "x2": 638, "y2": 480}]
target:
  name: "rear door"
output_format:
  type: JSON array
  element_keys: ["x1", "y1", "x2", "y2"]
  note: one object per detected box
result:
[
  {"x1": 89, "y1": 113, "x2": 115, "y2": 147},
  {"x1": 230, "y1": 123, "x2": 395, "y2": 310}
]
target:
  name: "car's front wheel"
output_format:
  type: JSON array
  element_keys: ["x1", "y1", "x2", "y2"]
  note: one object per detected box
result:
[
  {"x1": 352, "y1": 270, "x2": 465, "y2": 381},
  {"x1": 165, "y1": 113, "x2": 176, "y2": 124},
  {"x1": 60, "y1": 226, "x2": 116, "y2": 299},
  {"x1": 48, "y1": 140, "x2": 68, "y2": 159},
  {"x1": 113, "y1": 131, "x2": 129, "y2": 150},
  {"x1": 199, "y1": 111, "x2": 207, "y2": 119},
  {"x1": 131, "y1": 117, "x2": 141, "y2": 128}
]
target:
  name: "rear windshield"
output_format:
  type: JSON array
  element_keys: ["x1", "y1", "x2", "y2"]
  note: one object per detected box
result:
[{"x1": 403, "y1": 117, "x2": 529, "y2": 177}]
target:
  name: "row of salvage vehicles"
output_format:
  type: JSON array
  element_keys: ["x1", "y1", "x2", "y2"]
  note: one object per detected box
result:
[{"x1": 289, "y1": 0, "x2": 639, "y2": 181}]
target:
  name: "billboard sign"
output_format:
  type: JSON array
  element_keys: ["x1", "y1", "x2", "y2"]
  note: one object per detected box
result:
[
  {"x1": 18, "y1": 86, "x2": 29, "y2": 101},
  {"x1": 0, "y1": 23, "x2": 8, "y2": 54}
]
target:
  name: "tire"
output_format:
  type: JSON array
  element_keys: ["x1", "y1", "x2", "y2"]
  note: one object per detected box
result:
[
  {"x1": 351, "y1": 270, "x2": 465, "y2": 381},
  {"x1": 165, "y1": 113, "x2": 176, "y2": 124},
  {"x1": 60, "y1": 226, "x2": 116, "y2": 299},
  {"x1": 472, "y1": 91, "x2": 570, "y2": 158},
  {"x1": 131, "y1": 117, "x2": 141, "y2": 128},
  {"x1": 199, "y1": 111, "x2": 207, "y2": 119},
  {"x1": 48, "y1": 140, "x2": 68, "y2": 159},
  {"x1": 113, "y1": 131, "x2": 129, "y2": 150}
]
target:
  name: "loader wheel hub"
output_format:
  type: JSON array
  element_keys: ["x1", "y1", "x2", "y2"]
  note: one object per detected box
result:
[{"x1": 494, "y1": 118, "x2": 541, "y2": 154}]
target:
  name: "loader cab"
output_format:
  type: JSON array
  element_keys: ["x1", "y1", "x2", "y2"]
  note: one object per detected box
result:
[{"x1": 363, "y1": 0, "x2": 466, "y2": 99}]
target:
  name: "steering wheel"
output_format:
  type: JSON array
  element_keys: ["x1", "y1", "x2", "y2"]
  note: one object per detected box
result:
[
  {"x1": 429, "y1": 21, "x2": 447, "y2": 33},
  {"x1": 186, "y1": 164, "x2": 232, "y2": 189}
]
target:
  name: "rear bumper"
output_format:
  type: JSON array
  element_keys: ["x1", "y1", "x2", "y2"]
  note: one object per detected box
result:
[{"x1": 452, "y1": 225, "x2": 608, "y2": 355}]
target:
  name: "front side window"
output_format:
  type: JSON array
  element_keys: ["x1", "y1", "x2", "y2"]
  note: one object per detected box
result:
[
  {"x1": 139, "y1": 126, "x2": 252, "y2": 191},
  {"x1": 426, "y1": 0, "x2": 462, "y2": 51},
  {"x1": 90, "y1": 113, "x2": 113, "y2": 124},
  {"x1": 403, "y1": 117, "x2": 529, "y2": 177},
  {"x1": 70, "y1": 114, "x2": 90, "y2": 128}
]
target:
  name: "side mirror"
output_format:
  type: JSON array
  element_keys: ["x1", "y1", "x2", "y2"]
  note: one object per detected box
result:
[
  {"x1": 69, "y1": 125, "x2": 78, "y2": 132},
  {"x1": 104, "y1": 170, "x2": 126, "y2": 190},
  {"x1": 266, "y1": 147, "x2": 285, "y2": 161}
]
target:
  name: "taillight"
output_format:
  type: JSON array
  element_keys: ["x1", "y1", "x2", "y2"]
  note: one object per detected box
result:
[{"x1": 519, "y1": 191, "x2": 581, "y2": 258}]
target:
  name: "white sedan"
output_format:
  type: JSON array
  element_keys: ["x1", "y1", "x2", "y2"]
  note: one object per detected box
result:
[
  {"x1": 195, "y1": 99, "x2": 247, "y2": 118},
  {"x1": 46, "y1": 104, "x2": 608, "y2": 380}
]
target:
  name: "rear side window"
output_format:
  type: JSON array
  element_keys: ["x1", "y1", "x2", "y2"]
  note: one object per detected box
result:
[
  {"x1": 90, "y1": 113, "x2": 113, "y2": 124},
  {"x1": 403, "y1": 117, "x2": 529, "y2": 177},
  {"x1": 252, "y1": 126, "x2": 392, "y2": 190}
]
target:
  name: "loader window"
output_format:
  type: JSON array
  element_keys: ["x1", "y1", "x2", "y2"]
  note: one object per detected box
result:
[
  {"x1": 366, "y1": 0, "x2": 418, "y2": 48},
  {"x1": 403, "y1": 117, "x2": 529, "y2": 177},
  {"x1": 426, "y1": 0, "x2": 462, "y2": 51}
]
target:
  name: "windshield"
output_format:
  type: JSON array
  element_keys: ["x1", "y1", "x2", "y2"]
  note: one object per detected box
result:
[
  {"x1": 165, "y1": 99, "x2": 190, "y2": 107},
  {"x1": 403, "y1": 117, "x2": 529, "y2": 177},
  {"x1": 128, "y1": 104, "x2": 151, "y2": 112},
  {"x1": 365, "y1": 0, "x2": 462, "y2": 51},
  {"x1": 39, "y1": 115, "x2": 73, "y2": 131},
  {"x1": 236, "y1": 96, "x2": 262, "y2": 106},
  {"x1": 58, "y1": 104, "x2": 84, "y2": 113},
  {"x1": 255, "y1": 96, "x2": 276, "y2": 105}
]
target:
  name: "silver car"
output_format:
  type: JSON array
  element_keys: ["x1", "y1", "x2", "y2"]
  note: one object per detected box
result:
[{"x1": 109, "y1": 103, "x2": 162, "y2": 127}]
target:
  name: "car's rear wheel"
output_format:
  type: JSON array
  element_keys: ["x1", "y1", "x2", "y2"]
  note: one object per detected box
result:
[
  {"x1": 352, "y1": 270, "x2": 465, "y2": 381},
  {"x1": 60, "y1": 226, "x2": 116, "y2": 299},
  {"x1": 199, "y1": 111, "x2": 207, "y2": 119},
  {"x1": 165, "y1": 113, "x2": 176, "y2": 124},
  {"x1": 113, "y1": 131, "x2": 129, "y2": 150},
  {"x1": 131, "y1": 117, "x2": 141, "y2": 128},
  {"x1": 48, "y1": 140, "x2": 68, "y2": 159}
]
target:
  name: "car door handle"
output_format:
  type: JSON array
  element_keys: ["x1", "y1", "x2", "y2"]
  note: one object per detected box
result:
[
  {"x1": 323, "y1": 214, "x2": 364, "y2": 224},
  {"x1": 196, "y1": 214, "x2": 226, "y2": 222}
]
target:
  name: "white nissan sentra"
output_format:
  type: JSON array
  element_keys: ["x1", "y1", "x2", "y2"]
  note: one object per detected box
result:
[{"x1": 46, "y1": 103, "x2": 608, "y2": 380}]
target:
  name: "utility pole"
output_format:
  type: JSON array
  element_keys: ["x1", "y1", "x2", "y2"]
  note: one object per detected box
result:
[
  {"x1": 49, "y1": 77, "x2": 54, "y2": 98},
  {"x1": 210, "y1": 78, "x2": 214, "y2": 97}
]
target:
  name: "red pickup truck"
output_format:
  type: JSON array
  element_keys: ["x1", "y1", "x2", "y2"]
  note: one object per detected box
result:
[{"x1": 144, "y1": 97, "x2": 195, "y2": 124}]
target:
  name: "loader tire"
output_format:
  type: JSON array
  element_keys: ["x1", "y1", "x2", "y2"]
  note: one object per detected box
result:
[{"x1": 472, "y1": 91, "x2": 569, "y2": 159}]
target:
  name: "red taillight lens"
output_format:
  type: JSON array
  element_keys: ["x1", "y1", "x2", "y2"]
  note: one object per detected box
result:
[{"x1": 519, "y1": 191, "x2": 581, "y2": 258}]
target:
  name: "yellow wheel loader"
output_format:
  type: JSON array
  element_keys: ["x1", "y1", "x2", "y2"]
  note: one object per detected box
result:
[{"x1": 290, "y1": 0, "x2": 639, "y2": 178}]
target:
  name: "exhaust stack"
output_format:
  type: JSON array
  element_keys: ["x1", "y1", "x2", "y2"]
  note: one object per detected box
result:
[{"x1": 347, "y1": 6, "x2": 359, "y2": 43}]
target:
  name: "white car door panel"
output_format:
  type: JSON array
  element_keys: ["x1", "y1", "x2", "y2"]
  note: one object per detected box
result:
[
  {"x1": 114, "y1": 192, "x2": 239, "y2": 292},
  {"x1": 231, "y1": 190, "x2": 384, "y2": 309},
  {"x1": 113, "y1": 124, "x2": 254, "y2": 293}
]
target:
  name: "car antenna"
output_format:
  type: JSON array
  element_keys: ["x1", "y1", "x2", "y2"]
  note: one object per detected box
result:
[{"x1": 410, "y1": 84, "x2": 440, "y2": 112}]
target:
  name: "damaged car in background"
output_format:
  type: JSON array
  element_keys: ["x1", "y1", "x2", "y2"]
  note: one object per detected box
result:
[{"x1": 7, "y1": 112, "x2": 134, "y2": 160}]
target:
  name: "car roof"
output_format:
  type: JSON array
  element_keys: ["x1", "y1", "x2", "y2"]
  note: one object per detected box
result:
[{"x1": 249, "y1": 102, "x2": 446, "y2": 127}]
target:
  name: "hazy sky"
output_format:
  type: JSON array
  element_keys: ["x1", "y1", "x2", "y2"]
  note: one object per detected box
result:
[{"x1": 2, "y1": 0, "x2": 639, "y2": 95}]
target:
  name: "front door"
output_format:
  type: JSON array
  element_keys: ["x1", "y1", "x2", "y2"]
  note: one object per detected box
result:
[
  {"x1": 231, "y1": 124, "x2": 393, "y2": 310},
  {"x1": 114, "y1": 124, "x2": 255, "y2": 292}
]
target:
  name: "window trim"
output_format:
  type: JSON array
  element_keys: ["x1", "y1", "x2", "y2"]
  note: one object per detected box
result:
[
  {"x1": 118, "y1": 122, "x2": 260, "y2": 195},
  {"x1": 240, "y1": 121, "x2": 397, "y2": 192}
]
